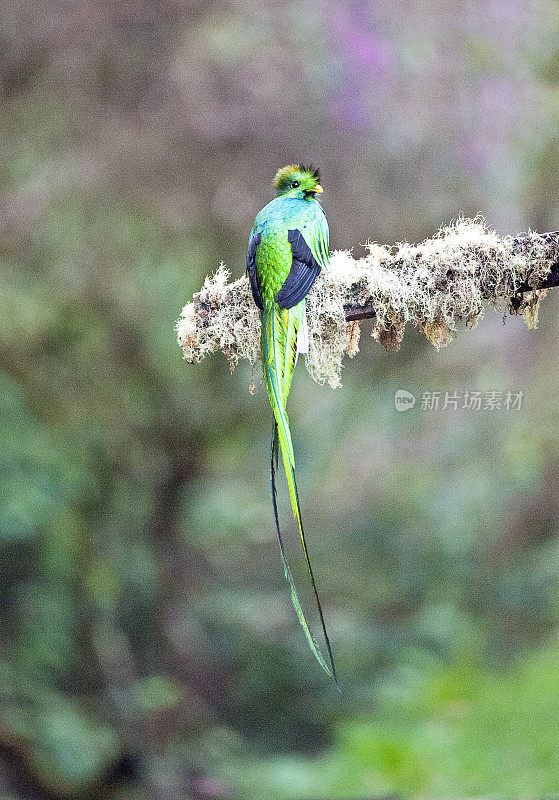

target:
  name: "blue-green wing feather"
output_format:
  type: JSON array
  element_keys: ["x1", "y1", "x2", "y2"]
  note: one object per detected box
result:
[{"x1": 305, "y1": 203, "x2": 330, "y2": 268}]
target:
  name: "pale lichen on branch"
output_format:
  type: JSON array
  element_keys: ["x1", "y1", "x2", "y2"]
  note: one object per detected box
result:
[{"x1": 176, "y1": 218, "x2": 559, "y2": 388}]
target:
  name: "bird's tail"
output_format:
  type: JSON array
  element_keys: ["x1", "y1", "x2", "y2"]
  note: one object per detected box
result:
[{"x1": 262, "y1": 300, "x2": 339, "y2": 690}]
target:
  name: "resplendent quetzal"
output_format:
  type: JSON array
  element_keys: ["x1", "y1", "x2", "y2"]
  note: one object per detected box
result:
[{"x1": 247, "y1": 164, "x2": 339, "y2": 688}]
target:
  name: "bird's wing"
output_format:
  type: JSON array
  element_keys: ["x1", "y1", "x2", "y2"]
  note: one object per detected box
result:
[
  {"x1": 307, "y1": 205, "x2": 330, "y2": 269},
  {"x1": 275, "y1": 208, "x2": 329, "y2": 310},
  {"x1": 247, "y1": 229, "x2": 263, "y2": 310}
]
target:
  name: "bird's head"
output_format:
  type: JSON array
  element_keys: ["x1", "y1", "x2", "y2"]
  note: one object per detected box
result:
[{"x1": 273, "y1": 164, "x2": 323, "y2": 200}]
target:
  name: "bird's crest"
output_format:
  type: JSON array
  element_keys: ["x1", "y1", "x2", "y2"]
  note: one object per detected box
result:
[{"x1": 274, "y1": 164, "x2": 321, "y2": 194}]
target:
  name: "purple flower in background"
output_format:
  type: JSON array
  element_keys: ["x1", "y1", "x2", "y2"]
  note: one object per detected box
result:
[
  {"x1": 336, "y1": 14, "x2": 392, "y2": 72},
  {"x1": 455, "y1": 137, "x2": 493, "y2": 174},
  {"x1": 455, "y1": 74, "x2": 526, "y2": 176},
  {"x1": 320, "y1": 0, "x2": 393, "y2": 131}
]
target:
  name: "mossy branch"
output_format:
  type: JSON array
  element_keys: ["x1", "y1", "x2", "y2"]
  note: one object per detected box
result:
[
  {"x1": 177, "y1": 219, "x2": 559, "y2": 388},
  {"x1": 344, "y1": 228, "x2": 559, "y2": 321}
]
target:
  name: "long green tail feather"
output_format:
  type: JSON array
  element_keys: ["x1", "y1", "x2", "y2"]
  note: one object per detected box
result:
[
  {"x1": 270, "y1": 426, "x2": 330, "y2": 675},
  {"x1": 263, "y1": 301, "x2": 340, "y2": 690}
]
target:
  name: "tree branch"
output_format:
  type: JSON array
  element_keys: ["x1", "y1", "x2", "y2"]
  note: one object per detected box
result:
[
  {"x1": 343, "y1": 230, "x2": 559, "y2": 321},
  {"x1": 176, "y1": 221, "x2": 559, "y2": 388}
]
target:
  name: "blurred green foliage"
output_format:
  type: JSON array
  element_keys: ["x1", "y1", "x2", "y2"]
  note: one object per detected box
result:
[{"x1": 1, "y1": 1, "x2": 559, "y2": 799}]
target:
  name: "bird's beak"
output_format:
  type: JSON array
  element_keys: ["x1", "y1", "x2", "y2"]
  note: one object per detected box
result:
[{"x1": 314, "y1": 185, "x2": 324, "y2": 193}]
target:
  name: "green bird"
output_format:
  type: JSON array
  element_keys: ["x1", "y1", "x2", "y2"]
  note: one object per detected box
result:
[{"x1": 247, "y1": 164, "x2": 339, "y2": 689}]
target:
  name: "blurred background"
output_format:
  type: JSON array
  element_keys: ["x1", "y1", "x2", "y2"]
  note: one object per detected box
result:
[{"x1": 1, "y1": 1, "x2": 559, "y2": 798}]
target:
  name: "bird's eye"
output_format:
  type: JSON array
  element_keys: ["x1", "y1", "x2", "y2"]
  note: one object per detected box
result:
[{"x1": 292, "y1": 180, "x2": 300, "y2": 188}]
